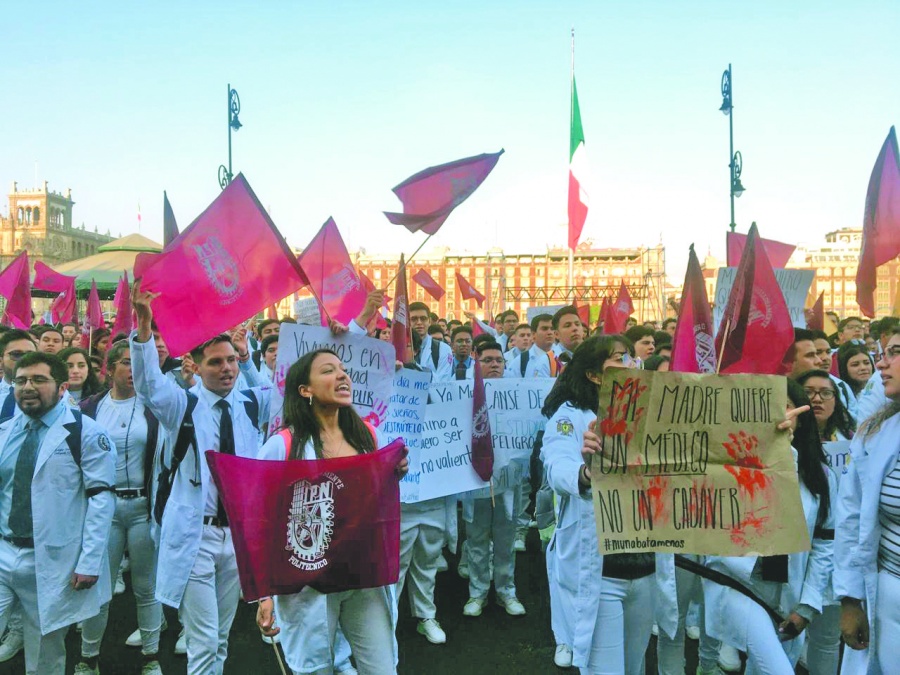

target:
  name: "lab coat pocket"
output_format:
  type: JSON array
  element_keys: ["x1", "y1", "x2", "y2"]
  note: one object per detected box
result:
[
  {"x1": 44, "y1": 536, "x2": 80, "y2": 567},
  {"x1": 161, "y1": 501, "x2": 197, "y2": 556}
]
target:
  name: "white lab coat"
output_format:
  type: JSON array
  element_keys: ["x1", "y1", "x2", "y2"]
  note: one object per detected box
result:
[
  {"x1": 540, "y1": 403, "x2": 678, "y2": 669},
  {"x1": 855, "y1": 372, "x2": 887, "y2": 427},
  {"x1": 257, "y1": 432, "x2": 398, "y2": 673},
  {"x1": 834, "y1": 412, "x2": 900, "y2": 675},
  {"x1": 506, "y1": 344, "x2": 556, "y2": 378},
  {"x1": 0, "y1": 403, "x2": 116, "y2": 634},
  {"x1": 130, "y1": 333, "x2": 269, "y2": 608}
]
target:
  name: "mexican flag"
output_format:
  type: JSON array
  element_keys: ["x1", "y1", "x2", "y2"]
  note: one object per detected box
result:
[{"x1": 568, "y1": 76, "x2": 589, "y2": 250}]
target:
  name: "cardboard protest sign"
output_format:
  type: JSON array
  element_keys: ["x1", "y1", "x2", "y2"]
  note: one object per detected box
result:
[
  {"x1": 823, "y1": 440, "x2": 851, "y2": 487},
  {"x1": 268, "y1": 324, "x2": 395, "y2": 435},
  {"x1": 592, "y1": 369, "x2": 810, "y2": 556},
  {"x1": 379, "y1": 369, "x2": 431, "y2": 502},
  {"x1": 713, "y1": 267, "x2": 814, "y2": 331}
]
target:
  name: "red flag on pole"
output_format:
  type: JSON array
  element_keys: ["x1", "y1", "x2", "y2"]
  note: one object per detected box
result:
[
  {"x1": 110, "y1": 272, "x2": 134, "y2": 338},
  {"x1": 0, "y1": 251, "x2": 31, "y2": 329},
  {"x1": 471, "y1": 359, "x2": 494, "y2": 482},
  {"x1": 133, "y1": 174, "x2": 308, "y2": 357},
  {"x1": 857, "y1": 127, "x2": 900, "y2": 318},
  {"x1": 206, "y1": 441, "x2": 404, "y2": 600},
  {"x1": 391, "y1": 256, "x2": 411, "y2": 363},
  {"x1": 726, "y1": 231, "x2": 796, "y2": 269},
  {"x1": 412, "y1": 269, "x2": 445, "y2": 301},
  {"x1": 604, "y1": 281, "x2": 633, "y2": 335},
  {"x1": 807, "y1": 291, "x2": 825, "y2": 332},
  {"x1": 297, "y1": 218, "x2": 368, "y2": 325},
  {"x1": 671, "y1": 245, "x2": 717, "y2": 374},
  {"x1": 715, "y1": 223, "x2": 794, "y2": 375},
  {"x1": 83, "y1": 279, "x2": 106, "y2": 334},
  {"x1": 163, "y1": 191, "x2": 179, "y2": 248},
  {"x1": 573, "y1": 298, "x2": 591, "y2": 328},
  {"x1": 455, "y1": 273, "x2": 485, "y2": 308},
  {"x1": 597, "y1": 295, "x2": 610, "y2": 332},
  {"x1": 33, "y1": 261, "x2": 78, "y2": 325},
  {"x1": 384, "y1": 150, "x2": 504, "y2": 235}
]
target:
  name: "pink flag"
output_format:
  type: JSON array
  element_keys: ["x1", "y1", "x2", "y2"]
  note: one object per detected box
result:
[
  {"x1": 163, "y1": 191, "x2": 179, "y2": 248},
  {"x1": 391, "y1": 256, "x2": 411, "y2": 363},
  {"x1": 297, "y1": 218, "x2": 368, "y2": 325},
  {"x1": 807, "y1": 291, "x2": 825, "y2": 332},
  {"x1": 455, "y1": 273, "x2": 485, "y2": 308},
  {"x1": 604, "y1": 281, "x2": 633, "y2": 335},
  {"x1": 726, "y1": 231, "x2": 796, "y2": 268},
  {"x1": 471, "y1": 359, "x2": 494, "y2": 482},
  {"x1": 33, "y1": 261, "x2": 77, "y2": 325},
  {"x1": 384, "y1": 150, "x2": 504, "y2": 234},
  {"x1": 715, "y1": 223, "x2": 794, "y2": 375},
  {"x1": 0, "y1": 251, "x2": 31, "y2": 329},
  {"x1": 857, "y1": 127, "x2": 900, "y2": 317},
  {"x1": 110, "y1": 272, "x2": 133, "y2": 338},
  {"x1": 671, "y1": 245, "x2": 716, "y2": 373},
  {"x1": 133, "y1": 174, "x2": 308, "y2": 357},
  {"x1": 412, "y1": 269, "x2": 445, "y2": 301},
  {"x1": 83, "y1": 279, "x2": 106, "y2": 338},
  {"x1": 206, "y1": 440, "x2": 404, "y2": 600}
]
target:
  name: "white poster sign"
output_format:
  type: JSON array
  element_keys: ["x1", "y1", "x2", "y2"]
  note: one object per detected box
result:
[
  {"x1": 823, "y1": 440, "x2": 852, "y2": 487},
  {"x1": 380, "y1": 369, "x2": 431, "y2": 503},
  {"x1": 526, "y1": 305, "x2": 566, "y2": 323},
  {"x1": 292, "y1": 297, "x2": 322, "y2": 326},
  {"x1": 713, "y1": 267, "x2": 814, "y2": 331}
]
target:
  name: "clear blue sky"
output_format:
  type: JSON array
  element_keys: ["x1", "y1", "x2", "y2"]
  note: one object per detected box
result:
[{"x1": 3, "y1": 1, "x2": 898, "y2": 279}]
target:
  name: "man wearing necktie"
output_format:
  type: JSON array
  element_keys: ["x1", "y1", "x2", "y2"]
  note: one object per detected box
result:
[
  {"x1": 0, "y1": 331, "x2": 37, "y2": 424},
  {"x1": 0, "y1": 351, "x2": 115, "y2": 674},
  {"x1": 130, "y1": 285, "x2": 271, "y2": 675},
  {"x1": 451, "y1": 326, "x2": 474, "y2": 381}
]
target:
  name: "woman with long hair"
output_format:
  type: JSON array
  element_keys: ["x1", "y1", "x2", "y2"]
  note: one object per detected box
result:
[
  {"x1": 540, "y1": 334, "x2": 679, "y2": 674},
  {"x1": 837, "y1": 342, "x2": 875, "y2": 399},
  {"x1": 255, "y1": 348, "x2": 407, "y2": 675},
  {"x1": 58, "y1": 346, "x2": 104, "y2": 403},
  {"x1": 797, "y1": 370, "x2": 856, "y2": 441},
  {"x1": 90, "y1": 327, "x2": 112, "y2": 359},
  {"x1": 835, "y1": 326, "x2": 900, "y2": 674},
  {"x1": 703, "y1": 380, "x2": 836, "y2": 674}
]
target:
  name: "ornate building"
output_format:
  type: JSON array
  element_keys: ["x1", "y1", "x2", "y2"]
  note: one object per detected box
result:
[{"x1": 0, "y1": 181, "x2": 113, "y2": 269}]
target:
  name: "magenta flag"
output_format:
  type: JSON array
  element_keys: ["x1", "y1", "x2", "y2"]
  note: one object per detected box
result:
[
  {"x1": 391, "y1": 256, "x2": 411, "y2": 362},
  {"x1": 384, "y1": 150, "x2": 504, "y2": 235},
  {"x1": 857, "y1": 127, "x2": 900, "y2": 317},
  {"x1": 163, "y1": 191, "x2": 179, "y2": 248},
  {"x1": 83, "y1": 279, "x2": 106, "y2": 338},
  {"x1": 297, "y1": 218, "x2": 368, "y2": 325},
  {"x1": 110, "y1": 272, "x2": 133, "y2": 338},
  {"x1": 455, "y1": 273, "x2": 485, "y2": 308},
  {"x1": 604, "y1": 281, "x2": 634, "y2": 335},
  {"x1": 0, "y1": 251, "x2": 31, "y2": 329},
  {"x1": 715, "y1": 223, "x2": 794, "y2": 375},
  {"x1": 33, "y1": 260, "x2": 78, "y2": 325},
  {"x1": 471, "y1": 359, "x2": 494, "y2": 481},
  {"x1": 726, "y1": 231, "x2": 796, "y2": 268},
  {"x1": 671, "y1": 245, "x2": 717, "y2": 374},
  {"x1": 412, "y1": 268, "x2": 445, "y2": 301},
  {"x1": 133, "y1": 175, "x2": 308, "y2": 357},
  {"x1": 206, "y1": 440, "x2": 404, "y2": 600}
]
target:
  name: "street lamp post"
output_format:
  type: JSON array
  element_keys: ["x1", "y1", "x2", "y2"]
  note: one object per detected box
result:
[
  {"x1": 720, "y1": 65, "x2": 745, "y2": 232},
  {"x1": 217, "y1": 83, "x2": 243, "y2": 189}
]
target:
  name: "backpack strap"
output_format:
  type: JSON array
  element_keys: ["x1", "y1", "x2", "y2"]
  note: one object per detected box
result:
[
  {"x1": 520, "y1": 350, "x2": 530, "y2": 377},
  {"x1": 63, "y1": 410, "x2": 84, "y2": 467}
]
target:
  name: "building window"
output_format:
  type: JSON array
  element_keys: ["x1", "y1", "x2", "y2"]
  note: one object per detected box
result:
[{"x1": 32, "y1": 207, "x2": 40, "y2": 225}]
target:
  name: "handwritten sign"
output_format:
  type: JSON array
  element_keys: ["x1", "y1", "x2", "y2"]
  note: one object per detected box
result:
[
  {"x1": 592, "y1": 369, "x2": 810, "y2": 556},
  {"x1": 823, "y1": 440, "x2": 851, "y2": 487},
  {"x1": 713, "y1": 267, "x2": 814, "y2": 331},
  {"x1": 292, "y1": 297, "x2": 322, "y2": 325},
  {"x1": 268, "y1": 324, "x2": 395, "y2": 435},
  {"x1": 380, "y1": 369, "x2": 431, "y2": 503}
]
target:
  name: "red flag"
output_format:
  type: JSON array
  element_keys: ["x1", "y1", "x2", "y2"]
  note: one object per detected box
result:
[
  {"x1": 206, "y1": 440, "x2": 404, "y2": 600},
  {"x1": 671, "y1": 245, "x2": 717, "y2": 374},
  {"x1": 726, "y1": 231, "x2": 796, "y2": 268},
  {"x1": 33, "y1": 261, "x2": 78, "y2": 325},
  {"x1": 391, "y1": 256, "x2": 411, "y2": 362},
  {"x1": 384, "y1": 150, "x2": 504, "y2": 235},
  {"x1": 163, "y1": 191, "x2": 179, "y2": 248},
  {"x1": 807, "y1": 291, "x2": 825, "y2": 332},
  {"x1": 597, "y1": 295, "x2": 610, "y2": 332},
  {"x1": 604, "y1": 281, "x2": 633, "y2": 335},
  {"x1": 857, "y1": 127, "x2": 900, "y2": 317},
  {"x1": 267, "y1": 305, "x2": 278, "y2": 320},
  {"x1": 49, "y1": 288, "x2": 76, "y2": 325},
  {"x1": 412, "y1": 268, "x2": 445, "y2": 301},
  {"x1": 83, "y1": 279, "x2": 106, "y2": 338},
  {"x1": 0, "y1": 251, "x2": 31, "y2": 329},
  {"x1": 455, "y1": 273, "x2": 485, "y2": 308},
  {"x1": 110, "y1": 272, "x2": 134, "y2": 338},
  {"x1": 471, "y1": 359, "x2": 494, "y2": 482},
  {"x1": 715, "y1": 223, "x2": 794, "y2": 375},
  {"x1": 573, "y1": 298, "x2": 591, "y2": 327},
  {"x1": 133, "y1": 175, "x2": 308, "y2": 357}
]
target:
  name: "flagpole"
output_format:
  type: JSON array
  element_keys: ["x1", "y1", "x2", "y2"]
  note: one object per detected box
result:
[
  {"x1": 716, "y1": 318, "x2": 730, "y2": 375},
  {"x1": 386, "y1": 234, "x2": 433, "y2": 288},
  {"x1": 568, "y1": 27, "x2": 575, "y2": 293}
]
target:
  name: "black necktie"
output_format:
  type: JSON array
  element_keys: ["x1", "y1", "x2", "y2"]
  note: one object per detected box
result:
[
  {"x1": 456, "y1": 362, "x2": 467, "y2": 380},
  {"x1": 10, "y1": 419, "x2": 41, "y2": 538},
  {"x1": 215, "y1": 400, "x2": 234, "y2": 523}
]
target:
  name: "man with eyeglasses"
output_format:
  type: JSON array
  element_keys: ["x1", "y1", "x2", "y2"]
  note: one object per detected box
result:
[
  {"x1": 408, "y1": 302, "x2": 453, "y2": 381},
  {"x1": 0, "y1": 351, "x2": 116, "y2": 674},
  {"x1": 858, "y1": 321, "x2": 900, "y2": 424},
  {"x1": 450, "y1": 326, "x2": 474, "y2": 380},
  {"x1": 838, "y1": 317, "x2": 866, "y2": 346},
  {"x1": 0, "y1": 331, "x2": 37, "y2": 424}
]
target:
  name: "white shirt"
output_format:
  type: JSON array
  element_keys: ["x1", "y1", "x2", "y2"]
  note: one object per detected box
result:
[
  {"x1": 506, "y1": 344, "x2": 555, "y2": 378},
  {"x1": 96, "y1": 394, "x2": 149, "y2": 489}
]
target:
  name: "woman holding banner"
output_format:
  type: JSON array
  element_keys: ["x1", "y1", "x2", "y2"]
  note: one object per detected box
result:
[
  {"x1": 835, "y1": 326, "x2": 900, "y2": 675},
  {"x1": 540, "y1": 334, "x2": 679, "y2": 675},
  {"x1": 255, "y1": 348, "x2": 407, "y2": 675},
  {"x1": 703, "y1": 380, "x2": 836, "y2": 675}
]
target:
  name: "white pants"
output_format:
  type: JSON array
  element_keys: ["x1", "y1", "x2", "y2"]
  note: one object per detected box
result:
[
  {"x1": 397, "y1": 502, "x2": 445, "y2": 619},
  {"x1": 580, "y1": 575, "x2": 654, "y2": 675},
  {"x1": 716, "y1": 585, "x2": 797, "y2": 675},
  {"x1": 180, "y1": 524, "x2": 241, "y2": 675},
  {"x1": 806, "y1": 602, "x2": 841, "y2": 675},
  {"x1": 876, "y1": 569, "x2": 900, "y2": 674},
  {"x1": 81, "y1": 496, "x2": 162, "y2": 657},
  {"x1": 546, "y1": 543, "x2": 572, "y2": 647},
  {"x1": 657, "y1": 563, "x2": 720, "y2": 674},
  {"x1": 467, "y1": 496, "x2": 516, "y2": 600},
  {"x1": 0, "y1": 540, "x2": 67, "y2": 674}
]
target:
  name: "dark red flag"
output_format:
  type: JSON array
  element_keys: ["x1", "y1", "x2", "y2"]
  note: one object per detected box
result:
[
  {"x1": 163, "y1": 191, "x2": 179, "y2": 248},
  {"x1": 206, "y1": 441, "x2": 404, "y2": 601},
  {"x1": 715, "y1": 223, "x2": 794, "y2": 375},
  {"x1": 604, "y1": 281, "x2": 633, "y2": 335},
  {"x1": 0, "y1": 251, "x2": 31, "y2": 329},
  {"x1": 807, "y1": 291, "x2": 825, "y2": 332},
  {"x1": 726, "y1": 231, "x2": 796, "y2": 269},
  {"x1": 573, "y1": 299, "x2": 591, "y2": 327},
  {"x1": 671, "y1": 245, "x2": 717, "y2": 373},
  {"x1": 391, "y1": 256, "x2": 411, "y2": 363},
  {"x1": 412, "y1": 268, "x2": 445, "y2": 301},
  {"x1": 133, "y1": 174, "x2": 308, "y2": 357},
  {"x1": 471, "y1": 359, "x2": 494, "y2": 482},
  {"x1": 857, "y1": 127, "x2": 900, "y2": 317},
  {"x1": 384, "y1": 150, "x2": 504, "y2": 234},
  {"x1": 455, "y1": 273, "x2": 485, "y2": 308},
  {"x1": 597, "y1": 295, "x2": 610, "y2": 332}
]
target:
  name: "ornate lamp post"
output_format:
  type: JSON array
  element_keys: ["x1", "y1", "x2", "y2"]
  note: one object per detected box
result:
[
  {"x1": 720, "y1": 65, "x2": 745, "y2": 232},
  {"x1": 218, "y1": 84, "x2": 243, "y2": 189}
]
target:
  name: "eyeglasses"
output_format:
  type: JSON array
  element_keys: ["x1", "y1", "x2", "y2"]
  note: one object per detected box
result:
[
  {"x1": 13, "y1": 375, "x2": 57, "y2": 387},
  {"x1": 803, "y1": 387, "x2": 836, "y2": 401},
  {"x1": 479, "y1": 357, "x2": 504, "y2": 365},
  {"x1": 880, "y1": 345, "x2": 900, "y2": 364},
  {"x1": 453, "y1": 339, "x2": 473, "y2": 346},
  {"x1": 5, "y1": 350, "x2": 31, "y2": 360},
  {"x1": 843, "y1": 323, "x2": 864, "y2": 332}
]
